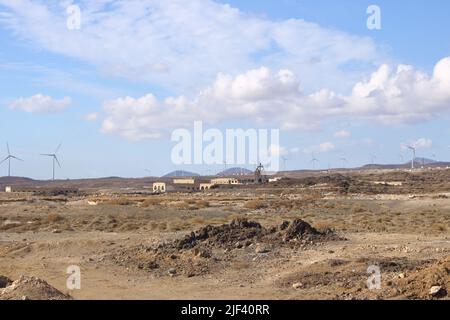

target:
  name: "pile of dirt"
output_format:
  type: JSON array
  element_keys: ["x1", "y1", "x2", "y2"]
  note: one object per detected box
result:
[
  {"x1": 176, "y1": 219, "x2": 265, "y2": 250},
  {"x1": 388, "y1": 256, "x2": 450, "y2": 300},
  {"x1": 108, "y1": 218, "x2": 344, "y2": 278},
  {"x1": 177, "y1": 218, "x2": 341, "y2": 250},
  {"x1": 0, "y1": 276, "x2": 72, "y2": 300},
  {"x1": 0, "y1": 275, "x2": 12, "y2": 288}
]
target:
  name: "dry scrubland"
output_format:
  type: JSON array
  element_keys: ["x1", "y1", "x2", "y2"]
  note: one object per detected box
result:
[{"x1": 0, "y1": 170, "x2": 449, "y2": 300}]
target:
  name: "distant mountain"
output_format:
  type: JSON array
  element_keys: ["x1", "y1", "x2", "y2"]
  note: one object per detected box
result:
[
  {"x1": 163, "y1": 170, "x2": 200, "y2": 178},
  {"x1": 360, "y1": 157, "x2": 449, "y2": 170},
  {"x1": 413, "y1": 157, "x2": 437, "y2": 165},
  {"x1": 0, "y1": 176, "x2": 36, "y2": 188},
  {"x1": 217, "y1": 167, "x2": 253, "y2": 176}
]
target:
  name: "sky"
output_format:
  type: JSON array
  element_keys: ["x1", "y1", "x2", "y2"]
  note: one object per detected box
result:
[{"x1": 0, "y1": 0, "x2": 450, "y2": 179}]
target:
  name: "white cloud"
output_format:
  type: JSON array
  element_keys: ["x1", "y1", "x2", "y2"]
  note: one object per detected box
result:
[
  {"x1": 304, "y1": 142, "x2": 335, "y2": 154},
  {"x1": 268, "y1": 144, "x2": 288, "y2": 158},
  {"x1": 99, "y1": 57, "x2": 450, "y2": 140},
  {"x1": 9, "y1": 94, "x2": 71, "y2": 113},
  {"x1": 84, "y1": 112, "x2": 98, "y2": 121},
  {"x1": 402, "y1": 138, "x2": 433, "y2": 150},
  {"x1": 0, "y1": 0, "x2": 382, "y2": 92},
  {"x1": 334, "y1": 130, "x2": 351, "y2": 138}
]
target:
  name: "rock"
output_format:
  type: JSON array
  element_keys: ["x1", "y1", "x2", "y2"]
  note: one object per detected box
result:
[
  {"x1": 398, "y1": 273, "x2": 405, "y2": 279},
  {"x1": 255, "y1": 245, "x2": 271, "y2": 254},
  {"x1": 292, "y1": 282, "x2": 303, "y2": 289},
  {"x1": 429, "y1": 286, "x2": 446, "y2": 297},
  {"x1": 51, "y1": 229, "x2": 62, "y2": 234},
  {"x1": 0, "y1": 275, "x2": 12, "y2": 288},
  {"x1": 167, "y1": 268, "x2": 177, "y2": 276}
]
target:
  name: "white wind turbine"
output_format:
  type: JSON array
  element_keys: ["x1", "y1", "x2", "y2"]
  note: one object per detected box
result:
[
  {"x1": 41, "y1": 143, "x2": 62, "y2": 180},
  {"x1": 0, "y1": 143, "x2": 23, "y2": 177},
  {"x1": 339, "y1": 157, "x2": 348, "y2": 168},
  {"x1": 311, "y1": 155, "x2": 319, "y2": 170},
  {"x1": 407, "y1": 146, "x2": 416, "y2": 170}
]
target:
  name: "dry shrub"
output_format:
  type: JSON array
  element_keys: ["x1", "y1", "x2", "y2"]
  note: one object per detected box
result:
[
  {"x1": 244, "y1": 200, "x2": 268, "y2": 210},
  {"x1": 141, "y1": 198, "x2": 161, "y2": 208},
  {"x1": 108, "y1": 197, "x2": 132, "y2": 206},
  {"x1": 196, "y1": 200, "x2": 210, "y2": 208},
  {"x1": 170, "y1": 221, "x2": 190, "y2": 231},
  {"x1": 47, "y1": 213, "x2": 64, "y2": 223},
  {"x1": 432, "y1": 223, "x2": 447, "y2": 232},
  {"x1": 314, "y1": 220, "x2": 332, "y2": 232},
  {"x1": 232, "y1": 261, "x2": 251, "y2": 270},
  {"x1": 157, "y1": 221, "x2": 167, "y2": 231},
  {"x1": 351, "y1": 203, "x2": 365, "y2": 213},
  {"x1": 190, "y1": 216, "x2": 205, "y2": 225},
  {"x1": 173, "y1": 202, "x2": 191, "y2": 210}
]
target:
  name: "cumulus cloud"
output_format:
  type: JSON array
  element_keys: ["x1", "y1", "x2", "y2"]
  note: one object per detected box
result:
[
  {"x1": 334, "y1": 130, "x2": 351, "y2": 138},
  {"x1": 100, "y1": 57, "x2": 450, "y2": 140},
  {"x1": 84, "y1": 112, "x2": 98, "y2": 121},
  {"x1": 402, "y1": 138, "x2": 433, "y2": 150},
  {"x1": 9, "y1": 94, "x2": 71, "y2": 113},
  {"x1": 0, "y1": 0, "x2": 382, "y2": 92},
  {"x1": 304, "y1": 142, "x2": 335, "y2": 154}
]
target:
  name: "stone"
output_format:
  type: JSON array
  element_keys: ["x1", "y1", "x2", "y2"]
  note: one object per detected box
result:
[
  {"x1": 429, "y1": 286, "x2": 446, "y2": 297},
  {"x1": 255, "y1": 245, "x2": 271, "y2": 254},
  {"x1": 167, "y1": 268, "x2": 177, "y2": 276},
  {"x1": 292, "y1": 282, "x2": 303, "y2": 289}
]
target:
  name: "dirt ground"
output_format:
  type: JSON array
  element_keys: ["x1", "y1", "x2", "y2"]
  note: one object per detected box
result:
[{"x1": 1, "y1": 170, "x2": 449, "y2": 300}]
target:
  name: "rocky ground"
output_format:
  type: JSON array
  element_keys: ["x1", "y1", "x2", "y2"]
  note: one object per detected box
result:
[{"x1": 0, "y1": 170, "x2": 449, "y2": 300}]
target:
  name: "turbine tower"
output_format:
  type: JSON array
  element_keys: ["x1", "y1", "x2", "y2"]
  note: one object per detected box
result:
[
  {"x1": 41, "y1": 143, "x2": 62, "y2": 180},
  {"x1": 311, "y1": 156, "x2": 319, "y2": 170},
  {"x1": 0, "y1": 143, "x2": 23, "y2": 177},
  {"x1": 407, "y1": 146, "x2": 416, "y2": 170},
  {"x1": 339, "y1": 157, "x2": 348, "y2": 168},
  {"x1": 281, "y1": 156, "x2": 288, "y2": 171}
]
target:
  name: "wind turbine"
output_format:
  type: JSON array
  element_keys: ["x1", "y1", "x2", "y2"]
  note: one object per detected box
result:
[
  {"x1": 407, "y1": 146, "x2": 416, "y2": 170},
  {"x1": 370, "y1": 155, "x2": 377, "y2": 166},
  {"x1": 311, "y1": 155, "x2": 319, "y2": 170},
  {"x1": 281, "y1": 156, "x2": 288, "y2": 171},
  {"x1": 339, "y1": 157, "x2": 348, "y2": 168},
  {"x1": 0, "y1": 143, "x2": 23, "y2": 177},
  {"x1": 41, "y1": 143, "x2": 62, "y2": 180}
]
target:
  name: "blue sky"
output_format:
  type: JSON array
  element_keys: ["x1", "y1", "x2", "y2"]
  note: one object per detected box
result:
[{"x1": 0, "y1": 0, "x2": 450, "y2": 178}]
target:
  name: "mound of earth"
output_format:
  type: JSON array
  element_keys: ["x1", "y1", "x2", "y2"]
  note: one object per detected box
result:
[
  {"x1": 387, "y1": 256, "x2": 450, "y2": 300},
  {"x1": 108, "y1": 218, "x2": 344, "y2": 278},
  {"x1": 0, "y1": 276, "x2": 72, "y2": 300},
  {"x1": 0, "y1": 275, "x2": 12, "y2": 288},
  {"x1": 177, "y1": 218, "x2": 342, "y2": 250},
  {"x1": 176, "y1": 219, "x2": 264, "y2": 250}
]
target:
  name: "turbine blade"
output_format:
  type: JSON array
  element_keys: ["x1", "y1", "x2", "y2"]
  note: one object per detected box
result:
[
  {"x1": 54, "y1": 143, "x2": 62, "y2": 154},
  {"x1": 41, "y1": 154, "x2": 54, "y2": 157},
  {"x1": 0, "y1": 156, "x2": 9, "y2": 165},
  {"x1": 6, "y1": 143, "x2": 10, "y2": 156},
  {"x1": 11, "y1": 156, "x2": 24, "y2": 161},
  {"x1": 54, "y1": 156, "x2": 61, "y2": 168}
]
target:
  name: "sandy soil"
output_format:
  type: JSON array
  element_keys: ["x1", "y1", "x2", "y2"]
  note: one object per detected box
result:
[{"x1": 1, "y1": 171, "x2": 449, "y2": 300}]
